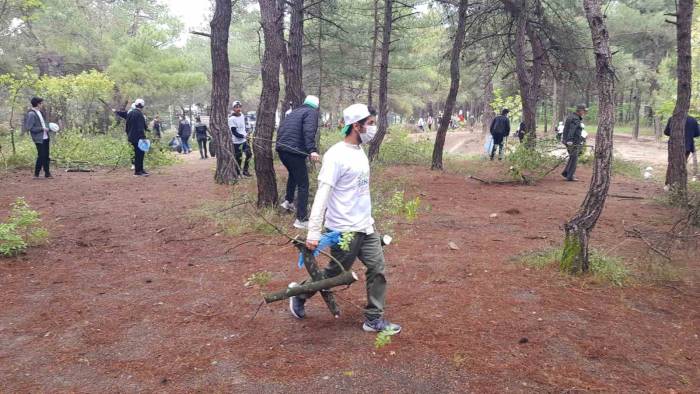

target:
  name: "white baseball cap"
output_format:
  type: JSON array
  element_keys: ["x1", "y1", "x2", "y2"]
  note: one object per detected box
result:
[
  {"x1": 134, "y1": 98, "x2": 145, "y2": 107},
  {"x1": 48, "y1": 122, "x2": 60, "y2": 132},
  {"x1": 342, "y1": 103, "x2": 371, "y2": 135},
  {"x1": 303, "y1": 95, "x2": 319, "y2": 109}
]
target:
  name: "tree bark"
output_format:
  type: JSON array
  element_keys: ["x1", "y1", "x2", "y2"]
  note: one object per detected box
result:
[
  {"x1": 551, "y1": 77, "x2": 559, "y2": 131},
  {"x1": 504, "y1": 0, "x2": 546, "y2": 147},
  {"x1": 284, "y1": 0, "x2": 305, "y2": 110},
  {"x1": 562, "y1": 0, "x2": 615, "y2": 274},
  {"x1": 263, "y1": 270, "x2": 358, "y2": 304},
  {"x1": 255, "y1": 0, "x2": 284, "y2": 207},
  {"x1": 632, "y1": 83, "x2": 641, "y2": 139},
  {"x1": 367, "y1": 0, "x2": 380, "y2": 108},
  {"x1": 209, "y1": 0, "x2": 238, "y2": 184},
  {"x1": 431, "y1": 0, "x2": 468, "y2": 170},
  {"x1": 665, "y1": 0, "x2": 693, "y2": 202},
  {"x1": 481, "y1": 50, "x2": 495, "y2": 134},
  {"x1": 367, "y1": 0, "x2": 393, "y2": 162}
]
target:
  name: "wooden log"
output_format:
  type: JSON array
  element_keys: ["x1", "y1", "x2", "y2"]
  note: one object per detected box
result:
[
  {"x1": 262, "y1": 270, "x2": 358, "y2": 304},
  {"x1": 299, "y1": 245, "x2": 342, "y2": 317}
]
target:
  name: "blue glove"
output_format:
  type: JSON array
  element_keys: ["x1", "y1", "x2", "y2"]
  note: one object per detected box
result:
[{"x1": 297, "y1": 231, "x2": 342, "y2": 268}]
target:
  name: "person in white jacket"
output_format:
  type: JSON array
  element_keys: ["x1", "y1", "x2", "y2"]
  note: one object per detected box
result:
[{"x1": 288, "y1": 103, "x2": 401, "y2": 335}]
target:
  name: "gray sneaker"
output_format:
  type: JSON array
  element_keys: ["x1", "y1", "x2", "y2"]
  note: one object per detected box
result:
[
  {"x1": 288, "y1": 282, "x2": 306, "y2": 319},
  {"x1": 281, "y1": 200, "x2": 296, "y2": 212},
  {"x1": 293, "y1": 219, "x2": 308, "y2": 229},
  {"x1": 362, "y1": 318, "x2": 401, "y2": 335}
]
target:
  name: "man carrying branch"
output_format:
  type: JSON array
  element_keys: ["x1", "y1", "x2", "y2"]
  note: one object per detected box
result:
[{"x1": 289, "y1": 103, "x2": 401, "y2": 335}]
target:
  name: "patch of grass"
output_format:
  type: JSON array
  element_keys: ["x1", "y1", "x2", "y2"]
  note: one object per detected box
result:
[
  {"x1": 612, "y1": 157, "x2": 645, "y2": 180},
  {"x1": 188, "y1": 193, "x2": 289, "y2": 237},
  {"x1": 0, "y1": 197, "x2": 48, "y2": 256},
  {"x1": 373, "y1": 127, "x2": 433, "y2": 166},
  {"x1": 518, "y1": 247, "x2": 630, "y2": 287},
  {"x1": 246, "y1": 271, "x2": 272, "y2": 288},
  {"x1": 0, "y1": 129, "x2": 179, "y2": 170}
]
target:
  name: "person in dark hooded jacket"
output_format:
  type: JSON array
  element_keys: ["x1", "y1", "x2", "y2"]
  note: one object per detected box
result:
[
  {"x1": 275, "y1": 95, "x2": 321, "y2": 229},
  {"x1": 489, "y1": 109, "x2": 511, "y2": 160}
]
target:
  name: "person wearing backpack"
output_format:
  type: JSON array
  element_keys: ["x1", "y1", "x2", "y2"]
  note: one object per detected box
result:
[
  {"x1": 194, "y1": 116, "x2": 210, "y2": 159},
  {"x1": 24, "y1": 97, "x2": 53, "y2": 179}
]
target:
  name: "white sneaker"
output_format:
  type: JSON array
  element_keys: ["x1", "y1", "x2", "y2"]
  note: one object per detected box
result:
[
  {"x1": 293, "y1": 219, "x2": 309, "y2": 229},
  {"x1": 281, "y1": 200, "x2": 296, "y2": 212}
]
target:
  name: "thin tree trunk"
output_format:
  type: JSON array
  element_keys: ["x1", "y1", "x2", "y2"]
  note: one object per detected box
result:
[
  {"x1": 367, "y1": 0, "x2": 392, "y2": 162},
  {"x1": 562, "y1": 0, "x2": 615, "y2": 274},
  {"x1": 504, "y1": 0, "x2": 546, "y2": 147},
  {"x1": 284, "y1": 0, "x2": 305, "y2": 110},
  {"x1": 315, "y1": 1, "x2": 323, "y2": 149},
  {"x1": 481, "y1": 50, "x2": 495, "y2": 134},
  {"x1": 551, "y1": 77, "x2": 559, "y2": 130},
  {"x1": 210, "y1": 0, "x2": 238, "y2": 184},
  {"x1": 255, "y1": 0, "x2": 284, "y2": 207},
  {"x1": 431, "y1": 0, "x2": 468, "y2": 170},
  {"x1": 665, "y1": 0, "x2": 693, "y2": 202},
  {"x1": 632, "y1": 82, "x2": 641, "y2": 139},
  {"x1": 367, "y1": 0, "x2": 380, "y2": 108}
]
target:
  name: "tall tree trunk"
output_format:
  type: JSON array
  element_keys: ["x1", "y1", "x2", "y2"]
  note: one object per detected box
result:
[
  {"x1": 504, "y1": 0, "x2": 546, "y2": 147},
  {"x1": 210, "y1": 0, "x2": 238, "y2": 184},
  {"x1": 665, "y1": 0, "x2": 693, "y2": 202},
  {"x1": 255, "y1": 0, "x2": 284, "y2": 207},
  {"x1": 481, "y1": 50, "x2": 495, "y2": 134},
  {"x1": 562, "y1": 0, "x2": 615, "y2": 274},
  {"x1": 367, "y1": 0, "x2": 392, "y2": 162},
  {"x1": 551, "y1": 77, "x2": 559, "y2": 130},
  {"x1": 284, "y1": 0, "x2": 305, "y2": 110},
  {"x1": 431, "y1": 0, "x2": 468, "y2": 170},
  {"x1": 632, "y1": 83, "x2": 641, "y2": 139},
  {"x1": 367, "y1": 0, "x2": 380, "y2": 108},
  {"x1": 315, "y1": 1, "x2": 323, "y2": 149}
]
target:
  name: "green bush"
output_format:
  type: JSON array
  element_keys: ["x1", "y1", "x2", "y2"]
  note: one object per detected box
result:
[
  {"x1": 506, "y1": 138, "x2": 562, "y2": 181},
  {"x1": 374, "y1": 127, "x2": 432, "y2": 165},
  {"x1": 0, "y1": 197, "x2": 48, "y2": 256},
  {"x1": 0, "y1": 129, "x2": 178, "y2": 170}
]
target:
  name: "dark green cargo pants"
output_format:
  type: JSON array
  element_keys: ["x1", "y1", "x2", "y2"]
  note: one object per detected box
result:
[{"x1": 298, "y1": 232, "x2": 387, "y2": 320}]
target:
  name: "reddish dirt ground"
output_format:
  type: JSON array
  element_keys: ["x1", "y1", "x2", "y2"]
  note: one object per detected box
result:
[{"x1": 0, "y1": 154, "x2": 698, "y2": 392}]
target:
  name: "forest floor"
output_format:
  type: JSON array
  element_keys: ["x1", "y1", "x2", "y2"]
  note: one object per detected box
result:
[
  {"x1": 416, "y1": 128, "x2": 670, "y2": 168},
  {"x1": 0, "y1": 143, "x2": 698, "y2": 392}
]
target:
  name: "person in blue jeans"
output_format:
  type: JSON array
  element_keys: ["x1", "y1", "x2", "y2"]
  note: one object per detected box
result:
[{"x1": 178, "y1": 116, "x2": 192, "y2": 154}]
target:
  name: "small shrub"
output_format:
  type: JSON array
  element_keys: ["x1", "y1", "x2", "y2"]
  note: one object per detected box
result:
[
  {"x1": 383, "y1": 191, "x2": 422, "y2": 222},
  {"x1": 374, "y1": 330, "x2": 393, "y2": 350},
  {"x1": 518, "y1": 246, "x2": 629, "y2": 287},
  {"x1": 246, "y1": 271, "x2": 272, "y2": 288},
  {"x1": 0, "y1": 197, "x2": 48, "y2": 256},
  {"x1": 506, "y1": 138, "x2": 561, "y2": 181},
  {"x1": 373, "y1": 127, "x2": 432, "y2": 165}
]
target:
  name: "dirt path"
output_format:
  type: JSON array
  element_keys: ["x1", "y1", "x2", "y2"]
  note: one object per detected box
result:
[
  {"x1": 414, "y1": 128, "x2": 671, "y2": 169},
  {"x1": 0, "y1": 154, "x2": 698, "y2": 392}
]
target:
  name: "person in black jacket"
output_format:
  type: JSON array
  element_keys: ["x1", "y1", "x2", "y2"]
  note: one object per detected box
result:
[
  {"x1": 194, "y1": 116, "x2": 209, "y2": 159},
  {"x1": 126, "y1": 99, "x2": 149, "y2": 176},
  {"x1": 276, "y1": 95, "x2": 321, "y2": 229},
  {"x1": 561, "y1": 104, "x2": 588, "y2": 181},
  {"x1": 664, "y1": 114, "x2": 700, "y2": 181},
  {"x1": 489, "y1": 108, "x2": 511, "y2": 160},
  {"x1": 178, "y1": 116, "x2": 192, "y2": 154},
  {"x1": 24, "y1": 97, "x2": 53, "y2": 178}
]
